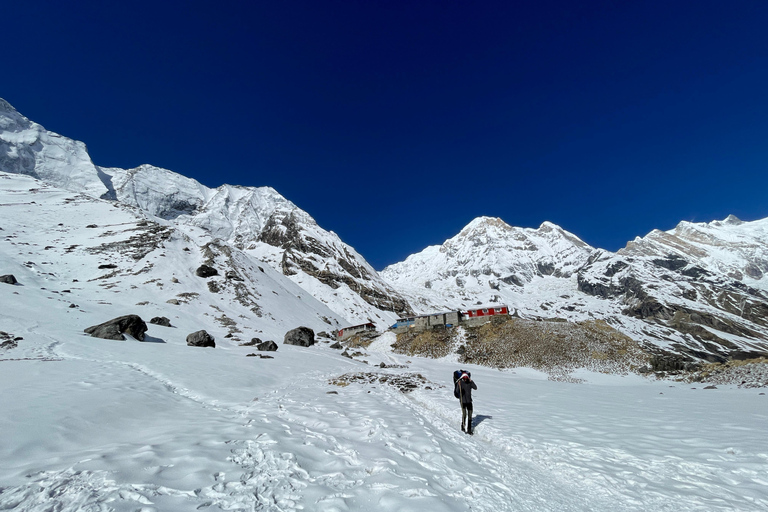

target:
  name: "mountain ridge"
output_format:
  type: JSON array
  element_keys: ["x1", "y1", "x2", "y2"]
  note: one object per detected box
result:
[{"x1": 0, "y1": 98, "x2": 411, "y2": 327}]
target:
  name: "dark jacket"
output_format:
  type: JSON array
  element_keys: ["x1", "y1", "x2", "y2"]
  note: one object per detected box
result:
[{"x1": 455, "y1": 378, "x2": 477, "y2": 405}]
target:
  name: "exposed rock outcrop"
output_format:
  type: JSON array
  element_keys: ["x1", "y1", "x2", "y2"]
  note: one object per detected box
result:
[{"x1": 257, "y1": 340, "x2": 278, "y2": 351}]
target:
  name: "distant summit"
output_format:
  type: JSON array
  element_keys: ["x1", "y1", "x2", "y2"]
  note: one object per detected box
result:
[{"x1": 381, "y1": 216, "x2": 594, "y2": 313}]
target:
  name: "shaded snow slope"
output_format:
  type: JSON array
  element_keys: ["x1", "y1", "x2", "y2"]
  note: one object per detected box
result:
[
  {"x1": 1, "y1": 176, "x2": 767, "y2": 510},
  {"x1": 0, "y1": 98, "x2": 410, "y2": 327}
]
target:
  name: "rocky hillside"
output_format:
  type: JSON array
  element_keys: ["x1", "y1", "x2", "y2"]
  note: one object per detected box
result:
[
  {"x1": 0, "y1": 98, "x2": 411, "y2": 326},
  {"x1": 576, "y1": 216, "x2": 768, "y2": 361}
]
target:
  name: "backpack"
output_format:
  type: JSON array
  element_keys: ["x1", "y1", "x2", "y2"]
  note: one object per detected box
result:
[{"x1": 453, "y1": 369, "x2": 471, "y2": 398}]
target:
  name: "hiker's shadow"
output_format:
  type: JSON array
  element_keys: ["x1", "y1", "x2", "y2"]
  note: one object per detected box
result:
[{"x1": 473, "y1": 415, "x2": 492, "y2": 428}]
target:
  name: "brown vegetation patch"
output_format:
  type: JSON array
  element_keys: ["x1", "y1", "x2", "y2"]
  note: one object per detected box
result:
[
  {"x1": 342, "y1": 330, "x2": 380, "y2": 349},
  {"x1": 394, "y1": 316, "x2": 650, "y2": 380},
  {"x1": 460, "y1": 317, "x2": 647, "y2": 379},
  {"x1": 391, "y1": 328, "x2": 454, "y2": 359}
]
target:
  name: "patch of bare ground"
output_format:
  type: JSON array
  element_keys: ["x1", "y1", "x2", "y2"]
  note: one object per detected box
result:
[
  {"x1": 681, "y1": 358, "x2": 768, "y2": 388},
  {"x1": 341, "y1": 330, "x2": 380, "y2": 349},
  {"x1": 329, "y1": 372, "x2": 434, "y2": 393},
  {"x1": 394, "y1": 316, "x2": 649, "y2": 382},
  {"x1": 391, "y1": 328, "x2": 454, "y2": 359}
]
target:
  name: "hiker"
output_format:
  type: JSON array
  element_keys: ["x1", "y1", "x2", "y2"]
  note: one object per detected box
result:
[{"x1": 455, "y1": 372, "x2": 477, "y2": 434}]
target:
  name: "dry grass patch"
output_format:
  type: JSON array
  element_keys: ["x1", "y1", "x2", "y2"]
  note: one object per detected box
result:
[
  {"x1": 343, "y1": 331, "x2": 380, "y2": 349},
  {"x1": 459, "y1": 317, "x2": 647, "y2": 379},
  {"x1": 392, "y1": 329, "x2": 454, "y2": 359}
]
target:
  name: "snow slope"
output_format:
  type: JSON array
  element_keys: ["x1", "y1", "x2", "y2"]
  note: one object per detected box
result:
[{"x1": 1, "y1": 175, "x2": 767, "y2": 510}]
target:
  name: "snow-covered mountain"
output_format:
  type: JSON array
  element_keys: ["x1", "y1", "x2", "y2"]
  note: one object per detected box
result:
[
  {"x1": 0, "y1": 98, "x2": 411, "y2": 326},
  {"x1": 381, "y1": 216, "x2": 594, "y2": 312},
  {"x1": 0, "y1": 171, "x2": 345, "y2": 341},
  {"x1": 382, "y1": 216, "x2": 768, "y2": 361},
  {"x1": 576, "y1": 216, "x2": 768, "y2": 359}
]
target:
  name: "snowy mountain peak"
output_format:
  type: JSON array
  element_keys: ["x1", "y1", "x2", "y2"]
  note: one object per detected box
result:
[
  {"x1": 381, "y1": 216, "x2": 595, "y2": 313},
  {"x1": 459, "y1": 216, "x2": 510, "y2": 233},
  {"x1": 0, "y1": 97, "x2": 21, "y2": 116},
  {"x1": 719, "y1": 214, "x2": 744, "y2": 226}
]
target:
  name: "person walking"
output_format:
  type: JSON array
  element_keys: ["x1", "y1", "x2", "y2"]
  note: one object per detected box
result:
[{"x1": 455, "y1": 372, "x2": 477, "y2": 435}]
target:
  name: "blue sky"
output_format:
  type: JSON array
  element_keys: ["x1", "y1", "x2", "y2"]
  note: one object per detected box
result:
[{"x1": 4, "y1": 0, "x2": 768, "y2": 269}]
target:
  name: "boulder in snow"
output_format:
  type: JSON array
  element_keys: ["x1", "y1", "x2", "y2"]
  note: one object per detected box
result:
[
  {"x1": 257, "y1": 340, "x2": 278, "y2": 352},
  {"x1": 284, "y1": 326, "x2": 315, "y2": 347},
  {"x1": 85, "y1": 315, "x2": 148, "y2": 341},
  {"x1": 187, "y1": 330, "x2": 215, "y2": 347},
  {"x1": 150, "y1": 316, "x2": 172, "y2": 327},
  {"x1": 195, "y1": 264, "x2": 218, "y2": 278},
  {"x1": 0, "y1": 274, "x2": 18, "y2": 285}
]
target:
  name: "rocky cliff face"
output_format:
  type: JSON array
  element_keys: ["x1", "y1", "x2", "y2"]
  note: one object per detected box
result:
[
  {"x1": 575, "y1": 217, "x2": 768, "y2": 361},
  {"x1": 382, "y1": 216, "x2": 768, "y2": 362},
  {"x1": 0, "y1": 98, "x2": 411, "y2": 326}
]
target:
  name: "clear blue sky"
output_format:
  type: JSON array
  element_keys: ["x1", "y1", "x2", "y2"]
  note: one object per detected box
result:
[{"x1": 4, "y1": 0, "x2": 768, "y2": 269}]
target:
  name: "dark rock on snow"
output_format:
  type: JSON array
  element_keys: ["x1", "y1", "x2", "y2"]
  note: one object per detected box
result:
[
  {"x1": 98, "y1": 264, "x2": 118, "y2": 269},
  {"x1": 257, "y1": 340, "x2": 278, "y2": 352},
  {"x1": 150, "y1": 316, "x2": 172, "y2": 327},
  {"x1": 85, "y1": 315, "x2": 148, "y2": 341},
  {"x1": 225, "y1": 270, "x2": 243, "y2": 281},
  {"x1": 187, "y1": 330, "x2": 215, "y2": 347},
  {"x1": 284, "y1": 326, "x2": 315, "y2": 347},
  {"x1": 0, "y1": 274, "x2": 18, "y2": 285},
  {"x1": 195, "y1": 264, "x2": 219, "y2": 278},
  {"x1": 329, "y1": 342, "x2": 343, "y2": 349}
]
